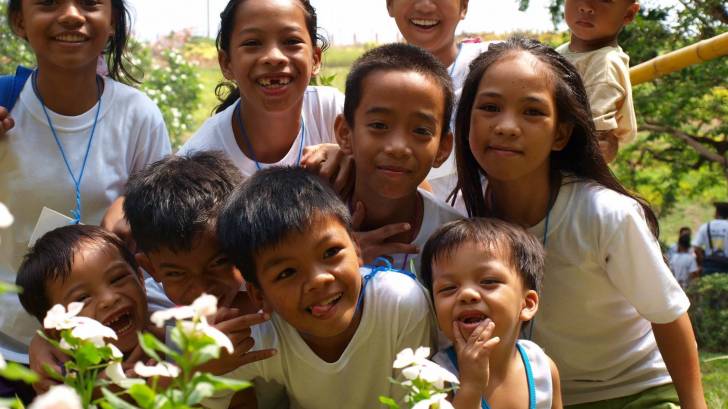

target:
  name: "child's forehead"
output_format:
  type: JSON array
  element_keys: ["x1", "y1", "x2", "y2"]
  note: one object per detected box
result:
[
  {"x1": 433, "y1": 240, "x2": 521, "y2": 278},
  {"x1": 358, "y1": 69, "x2": 445, "y2": 112}
]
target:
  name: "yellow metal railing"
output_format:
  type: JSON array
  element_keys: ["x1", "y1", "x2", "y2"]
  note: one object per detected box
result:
[{"x1": 630, "y1": 32, "x2": 728, "y2": 85}]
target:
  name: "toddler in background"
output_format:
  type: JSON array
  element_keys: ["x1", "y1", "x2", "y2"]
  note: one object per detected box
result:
[
  {"x1": 421, "y1": 218, "x2": 561, "y2": 409},
  {"x1": 556, "y1": 0, "x2": 640, "y2": 163}
]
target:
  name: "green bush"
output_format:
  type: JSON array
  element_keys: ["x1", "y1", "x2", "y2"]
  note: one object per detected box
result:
[{"x1": 687, "y1": 274, "x2": 728, "y2": 352}]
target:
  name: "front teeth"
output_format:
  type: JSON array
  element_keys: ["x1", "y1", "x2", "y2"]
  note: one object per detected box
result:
[
  {"x1": 411, "y1": 19, "x2": 439, "y2": 27},
  {"x1": 258, "y1": 77, "x2": 292, "y2": 88},
  {"x1": 317, "y1": 294, "x2": 340, "y2": 307},
  {"x1": 55, "y1": 34, "x2": 86, "y2": 42}
]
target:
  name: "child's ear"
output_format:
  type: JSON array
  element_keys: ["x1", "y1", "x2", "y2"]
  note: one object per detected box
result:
[
  {"x1": 218, "y1": 50, "x2": 235, "y2": 82},
  {"x1": 135, "y1": 253, "x2": 160, "y2": 282},
  {"x1": 312, "y1": 47, "x2": 323, "y2": 76},
  {"x1": 334, "y1": 114, "x2": 355, "y2": 155},
  {"x1": 432, "y1": 131, "x2": 454, "y2": 168},
  {"x1": 552, "y1": 122, "x2": 573, "y2": 152},
  {"x1": 247, "y1": 283, "x2": 273, "y2": 314},
  {"x1": 519, "y1": 290, "x2": 539, "y2": 322},
  {"x1": 460, "y1": 0, "x2": 470, "y2": 19},
  {"x1": 624, "y1": 2, "x2": 639, "y2": 24},
  {"x1": 10, "y1": 10, "x2": 27, "y2": 39}
]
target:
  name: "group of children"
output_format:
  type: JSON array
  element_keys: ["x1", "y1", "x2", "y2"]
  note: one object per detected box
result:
[{"x1": 0, "y1": 0, "x2": 708, "y2": 408}]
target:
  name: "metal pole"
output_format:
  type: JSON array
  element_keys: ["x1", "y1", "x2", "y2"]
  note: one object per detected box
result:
[{"x1": 206, "y1": 0, "x2": 211, "y2": 38}]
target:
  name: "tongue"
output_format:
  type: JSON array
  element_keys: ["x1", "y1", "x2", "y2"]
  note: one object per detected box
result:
[{"x1": 310, "y1": 302, "x2": 334, "y2": 317}]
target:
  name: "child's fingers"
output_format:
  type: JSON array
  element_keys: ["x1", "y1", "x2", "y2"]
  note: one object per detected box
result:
[
  {"x1": 237, "y1": 348, "x2": 277, "y2": 366},
  {"x1": 466, "y1": 318, "x2": 491, "y2": 345},
  {"x1": 368, "y1": 242, "x2": 419, "y2": 258},
  {"x1": 482, "y1": 336, "x2": 501, "y2": 351},
  {"x1": 362, "y1": 222, "x2": 411, "y2": 242},
  {"x1": 452, "y1": 321, "x2": 468, "y2": 349},
  {"x1": 215, "y1": 312, "x2": 270, "y2": 336},
  {"x1": 1, "y1": 116, "x2": 14, "y2": 132},
  {"x1": 210, "y1": 307, "x2": 242, "y2": 324},
  {"x1": 331, "y1": 155, "x2": 354, "y2": 195}
]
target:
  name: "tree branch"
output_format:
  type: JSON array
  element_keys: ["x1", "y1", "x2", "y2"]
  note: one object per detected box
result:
[{"x1": 640, "y1": 123, "x2": 727, "y2": 165}]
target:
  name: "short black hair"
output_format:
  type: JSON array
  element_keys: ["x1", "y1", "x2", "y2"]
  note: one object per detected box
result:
[
  {"x1": 16, "y1": 225, "x2": 138, "y2": 323},
  {"x1": 217, "y1": 166, "x2": 351, "y2": 286},
  {"x1": 421, "y1": 218, "x2": 544, "y2": 298},
  {"x1": 343, "y1": 43, "x2": 454, "y2": 137},
  {"x1": 124, "y1": 151, "x2": 242, "y2": 254},
  {"x1": 715, "y1": 202, "x2": 728, "y2": 219}
]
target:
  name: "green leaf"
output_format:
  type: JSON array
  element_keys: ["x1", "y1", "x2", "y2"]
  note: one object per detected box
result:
[
  {"x1": 138, "y1": 332, "x2": 174, "y2": 362},
  {"x1": 0, "y1": 396, "x2": 24, "y2": 409},
  {"x1": 379, "y1": 396, "x2": 401, "y2": 409},
  {"x1": 0, "y1": 362, "x2": 38, "y2": 383},
  {"x1": 75, "y1": 342, "x2": 103, "y2": 367},
  {"x1": 41, "y1": 362, "x2": 64, "y2": 382},
  {"x1": 0, "y1": 282, "x2": 20, "y2": 294},
  {"x1": 186, "y1": 381, "x2": 215, "y2": 405},
  {"x1": 100, "y1": 388, "x2": 140, "y2": 409},
  {"x1": 189, "y1": 344, "x2": 220, "y2": 367},
  {"x1": 193, "y1": 373, "x2": 251, "y2": 393},
  {"x1": 127, "y1": 383, "x2": 156, "y2": 408}
]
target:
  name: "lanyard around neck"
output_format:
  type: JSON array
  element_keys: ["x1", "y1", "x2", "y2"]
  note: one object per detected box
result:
[
  {"x1": 32, "y1": 70, "x2": 102, "y2": 224},
  {"x1": 235, "y1": 100, "x2": 305, "y2": 171}
]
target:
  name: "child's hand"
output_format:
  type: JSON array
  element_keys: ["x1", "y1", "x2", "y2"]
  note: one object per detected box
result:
[
  {"x1": 596, "y1": 130, "x2": 619, "y2": 163},
  {"x1": 453, "y1": 319, "x2": 500, "y2": 396},
  {"x1": 29, "y1": 332, "x2": 67, "y2": 394},
  {"x1": 301, "y1": 143, "x2": 354, "y2": 197},
  {"x1": 351, "y1": 201, "x2": 418, "y2": 264},
  {"x1": 201, "y1": 309, "x2": 277, "y2": 375},
  {"x1": 0, "y1": 106, "x2": 15, "y2": 138}
]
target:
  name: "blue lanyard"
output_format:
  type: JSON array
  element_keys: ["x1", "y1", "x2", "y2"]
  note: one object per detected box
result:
[
  {"x1": 448, "y1": 45, "x2": 463, "y2": 78},
  {"x1": 235, "y1": 100, "x2": 305, "y2": 170},
  {"x1": 445, "y1": 342, "x2": 536, "y2": 409},
  {"x1": 356, "y1": 257, "x2": 416, "y2": 312},
  {"x1": 32, "y1": 70, "x2": 101, "y2": 224}
]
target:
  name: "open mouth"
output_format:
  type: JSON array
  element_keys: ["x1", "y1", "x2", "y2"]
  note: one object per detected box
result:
[
  {"x1": 377, "y1": 165, "x2": 410, "y2": 174},
  {"x1": 306, "y1": 293, "x2": 342, "y2": 318},
  {"x1": 53, "y1": 33, "x2": 88, "y2": 43},
  {"x1": 457, "y1": 311, "x2": 488, "y2": 325},
  {"x1": 103, "y1": 308, "x2": 135, "y2": 336},
  {"x1": 256, "y1": 76, "x2": 292, "y2": 89},
  {"x1": 410, "y1": 18, "x2": 440, "y2": 29}
]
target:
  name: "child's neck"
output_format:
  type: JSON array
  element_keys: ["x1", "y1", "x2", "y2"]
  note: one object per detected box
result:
[
  {"x1": 352, "y1": 186, "x2": 423, "y2": 244},
  {"x1": 487, "y1": 172, "x2": 557, "y2": 228},
  {"x1": 568, "y1": 33, "x2": 619, "y2": 53},
  {"x1": 234, "y1": 98, "x2": 305, "y2": 164},
  {"x1": 484, "y1": 337, "x2": 530, "y2": 408},
  {"x1": 34, "y1": 62, "x2": 102, "y2": 116},
  {"x1": 432, "y1": 41, "x2": 460, "y2": 68},
  {"x1": 301, "y1": 302, "x2": 363, "y2": 363}
]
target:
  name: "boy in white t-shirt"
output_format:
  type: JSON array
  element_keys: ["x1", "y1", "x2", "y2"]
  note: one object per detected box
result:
[
  {"x1": 556, "y1": 0, "x2": 640, "y2": 163},
  {"x1": 335, "y1": 43, "x2": 463, "y2": 280},
  {"x1": 386, "y1": 0, "x2": 489, "y2": 201},
  {"x1": 207, "y1": 167, "x2": 434, "y2": 409},
  {"x1": 421, "y1": 218, "x2": 561, "y2": 409},
  {"x1": 693, "y1": 202, "x2": 728, "y2": 275}
]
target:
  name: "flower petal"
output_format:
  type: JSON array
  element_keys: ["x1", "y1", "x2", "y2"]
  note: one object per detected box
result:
[
  {"x1": 191, "y1": 293, "x2": 218, "y2": 318},
  {"x1": 200, "y1": 325, "x2": 234, "y2": 354},
  {"x1": 150, "y1": 305, "x2": 194, "y2": 328},
  {"x1": 0, "y1": 202, "x2": 14, "y2": 229},
  {"x1": 133, "y1": 361, "x2": 180, "y2": 378},
  {"x1": 29, "y1": 385, "x2": 82, "y2": 409},
  {"x1": 393, "y1": 348, "x2": 415, "y2": 368}
]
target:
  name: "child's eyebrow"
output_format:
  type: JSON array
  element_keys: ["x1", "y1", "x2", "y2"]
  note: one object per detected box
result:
[{"x1": 365, "y1": 107, "x2": 438, "y2": 123}]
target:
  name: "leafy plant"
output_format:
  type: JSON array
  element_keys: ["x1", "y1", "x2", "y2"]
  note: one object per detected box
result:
[{"x1": 687, "y1": 274, "x2": 728, "y2": 352}]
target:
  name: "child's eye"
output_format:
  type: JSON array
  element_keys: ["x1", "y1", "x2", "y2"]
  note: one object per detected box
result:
[
  {"x1": 367, "y1": 122, "x2": 388, "y2": 131},
  {"x1": 323, "y1": 246, "x2": 343, "y2": 259},
  {"x1": 478, "y1": 104, "x2": 499, "y2": 113},
  {"x1": 284, "y1": 37, "x2": 305, "y2": 46},
  {"x1": 436, "y1": 285, "x2": 456, "y2": 294},
  {"x1": 111, "y1": 273, "x2": 131, "y2": 285},
  {"x1": 212, "y1": 256, "x2": 230, "y2": 267},
  {"x1": 81, "y1": 0, "x2": 101, "y2": 6},
  {"x1": 164, "y1": 271, "x2": 185, "y2": 280},
  {"x1": 74, "y1": 293, "x2": 89, "y2": 303},
  {"x1": 241, "y1": 39, "x2": 261, "y2": 47},
  {"x1": 524, "y1": 108, "x2": 545, "y2": 116},
  {"x1": 480, "y1": 279, "x2": 500, "y2": 286},
  {"x1": 276, "y1": 268, "x2": 296, "y2": 281},
  {"x1": 413, "y1": 127, "x2": 435, "y2": 138}
]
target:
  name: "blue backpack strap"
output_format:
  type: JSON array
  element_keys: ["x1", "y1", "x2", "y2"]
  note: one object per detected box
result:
[{"x1": 0, "y1": 66, "x2": 32, "y2": 112}]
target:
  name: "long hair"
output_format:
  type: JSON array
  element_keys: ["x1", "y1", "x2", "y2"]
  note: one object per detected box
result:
[
  {"x1": 453, "y1": 37, "x2": 659, "y2": 237},
  {"x1": 7, "y1": 0, "x2": 140, "y2": 84},
  {"x1": 213, "y1": 0, "x2": 328, "y2": 114}
]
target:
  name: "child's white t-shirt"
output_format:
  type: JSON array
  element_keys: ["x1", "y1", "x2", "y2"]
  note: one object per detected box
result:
[
  {"x1": 178, "y1": 86, "x2": 344, "y2": 178},
  {"x1": 526, "y1": 177, "x2": 689, "y2": 405},
  {"x1": 693, "y1": 219, "x2": 728, "y2": 256},
  {"x1": 427, "y1": 41, "x2": 491, "y2": 202},
  {"x1": 433, "y1": 339, "x2": 553, "y2": 409},
  {"x1": 0, "y1": 77, "x2": 171, "y2": 363},
  {"x1": 203, "y1": 267, "x2": 435, "y2": 409},
  {"x1": 667, "y1": 252, "x2": 698, "y2": 288},
  {"x1": 389, "y1": 188, "x2": 464, "y2": 280}
]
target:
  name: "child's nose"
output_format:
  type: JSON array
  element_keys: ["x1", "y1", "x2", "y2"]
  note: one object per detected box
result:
[
  {"x1": 383, "y1": 130, "x2": 412, "y2": 158},
  {"x1": 578, "y1": 1, "x2": 595, "y2": 14},
  {"x1": 57, "y1": 3, "x2": 85, "y2": 27},
  {"x1": 457, "y1": 286, "x2": 481, "y2": 303},
  {"x1": 493, "y1": 113, "x2": 520, "y2": 138},
  {"x1": 304, "y1": 267, "x2": 335, "y2": 292},
  {"x1": 413, "y1": 0, "x2": 437, "y2": 13},
  {"x1": 98, "y1": 289, "x2": 121, "y2": 310},
  {"x1": 262, "y1": 45, "x2": 287, "y2": 66}
]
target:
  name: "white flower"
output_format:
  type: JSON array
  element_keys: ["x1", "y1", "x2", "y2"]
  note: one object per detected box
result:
[
  {"x1": 150, "y1": 293, "x2": 219, "y2": 328},
  {"x1": 43, "y1": 303, "x2": 84, "y2": 330},
  {"x1": 393, "y1": 347, "x2": 431, "y2": 369},
  {"x1": 108, "y1": 344, "x2": 123, "y2": 359},
  {"x1": 70, "y1": 317, "x2": 117, "y2": 347},
  {"x1": 401, "y1": 360, "x2": 460, "y2": 389},
  {"x1": 29, "y1": 385, "x2": 82, "y2": 409},
  {"x1": 133, "y1": 361, "x2": 180, "y2": 378},
  {"x1": 179, "y1": 320, "x2": 234, "y2": 354},
  {"x1": 0, "y1": 352, "x2": 6, "y2": 369},
  {"x1": 411, "y1": 393, "x2": 454, "y2": 409},
  {"x1": 0, "y1": 202, "x2": 13, "y2": 228},
  {"x1": 104, "y1": 361, "x2": 126, "y2": 384}
]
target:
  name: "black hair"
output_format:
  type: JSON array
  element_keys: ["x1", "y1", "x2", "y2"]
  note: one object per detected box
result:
[
  {"x1": 453, "y1": 36, "x2": 659, "y2": 237},
  {"x1": 123, "y1": 151, "x2": 243, "y2": 254},
  {"x1": 7, "y1": 0, "x2": 140, "y2": 84},
  {"x1": 214, "y1": 0, "x2": 328, "y2": 113},
  {"x1": 678, "y1": 226, "x2": 691, "y2": 235},
  {"x1": 421, "y1": 218, "x2": 544, "y2": 301},
  {"x1": 16, "y1": 225, "x2": 139, "y2": 323},
  {"x1": 715, "y1": 202, "x2": 728, "y2": 219},
  {"x1": 217, "y1": 166, "x2": 351, "y2": 286},
  {"x1": 678, "y1": 232, "x2": 691, "y2": 249},
  {"x1": 343, "y1": 43, "x2": 454, "y2": 138}
]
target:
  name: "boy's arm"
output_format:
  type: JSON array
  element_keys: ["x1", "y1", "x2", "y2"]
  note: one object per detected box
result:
[
  {"x1": 651, "y1": 312, "x2": 707, "y2": 409},
  {"x1": 451, "y1": 320, "x2": 499, "y2": 409},
  {"x1": 549, "y1": 357, "x2": 563, "y2": 409}
]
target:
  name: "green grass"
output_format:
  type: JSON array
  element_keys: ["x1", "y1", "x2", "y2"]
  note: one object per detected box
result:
[
  {"x1": 184, "y1": 65, "x2": 224, "y2": 144},
  {"x1": 701, "y1": 352, "x2": 728, "y2": 408}
]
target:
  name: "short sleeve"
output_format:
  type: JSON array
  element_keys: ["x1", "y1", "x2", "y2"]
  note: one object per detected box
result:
[
  {"x1": 602, "y1": 203, "x2": 689, "y2": 324},
  {"x1": 693, "y1": 224, "x2": 708, "y2": 248},
  {"x1": 130, "y1": 115, "x2": 171, "y2": 172},
  {"x1": 586, "y1": 81, "x2": 624, "y2": 132}
]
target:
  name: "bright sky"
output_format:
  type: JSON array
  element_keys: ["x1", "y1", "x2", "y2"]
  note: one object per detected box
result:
[{"x1": 126, "y1": 0, "x2": 561, "y2": 44}]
